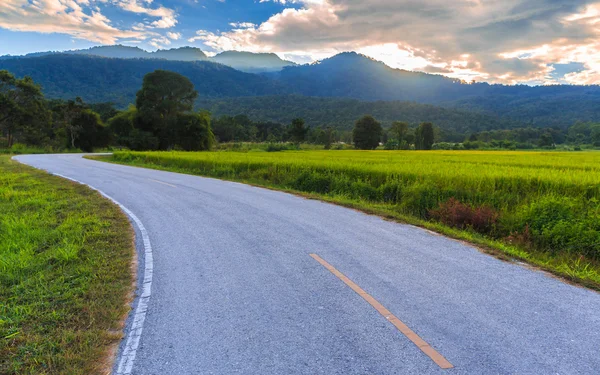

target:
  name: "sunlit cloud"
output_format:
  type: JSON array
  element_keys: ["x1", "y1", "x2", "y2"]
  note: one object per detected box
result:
[
  {"x1": 189, "y1": 0, "x2": 600, "y2": 84},
  {"x1": 0, "y1": 0, "x2": 177, "y2": 44}
]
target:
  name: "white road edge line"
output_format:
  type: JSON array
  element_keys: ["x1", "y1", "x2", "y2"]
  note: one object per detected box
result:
[{"x1": 49, "y1": 172, "x2": 152, "y2": 375}]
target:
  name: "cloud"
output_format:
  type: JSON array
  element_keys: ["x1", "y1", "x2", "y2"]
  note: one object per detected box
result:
[
  {"x1": 0, "y1": 0, "x2": 177, "y2": 45},
  {"x1": 229, "y1": 22, "x2": 256, "y2": 29},
  {"x1": 115, "y1": 0, "x2": 177, "y2": 28},
  {"x1": 189, "y1": 0, "x2": 600, "y2": 83},
  {"x1": 167, "y1": 31, "x2": 181, "y2": 40}
]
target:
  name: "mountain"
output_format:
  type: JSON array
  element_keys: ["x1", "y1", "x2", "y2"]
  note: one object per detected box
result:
[
  {"x1": 273, "y1": 52, "x2": 600, "y2": 126},
  {"x1": 0, "y1": 45, "x2": 291, "y2": 72},
  {"x1": 67, "y1": 45, "x2": 150, "y2": 59},
  {"x1": 211, "y1": 51, "x2": 296, "y2": 73},
  {"x1": 274, "y1": 52, "x2": 471, "y2": 102},
  {"x1": 152, "y1": 47, "x2": 207, "y2": 61},
  {"x1": 1, "y1": 52, "x2": 599, "y2": 127},
  {"x1": 0, "y1": 51, "x2": 56, "y2": 60},
  {"x1": 0, "y1": 54, "x2": 284, "y2": 105}
]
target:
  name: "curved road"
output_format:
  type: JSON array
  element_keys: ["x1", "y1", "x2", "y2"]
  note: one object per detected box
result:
[{"x1": 15, "y1": 154, "x2": 600, "y2": 375}]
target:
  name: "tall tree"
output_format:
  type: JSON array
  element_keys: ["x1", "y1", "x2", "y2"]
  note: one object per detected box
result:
[
  {"x1": 324, "y1": 127, "x2": 334, "y2": 149},
  {"x1": 353, "y1": 115, "x2": 382, "y2": 150},
  {"x1": 136, "y1": 70, "x2": 198, "y2": 149},
  {"x1": 174, "y1": 111, "x2": 215, "y2": 151},
  {"x1": 288, "y1": 118, "x2": 308, "y2": 144},
  {"x1": 57, "y1": 97, "x2": 86, "y2": 149},
  {"x1": 415, "y1": 122, "x2": 435, "y2": 150},
  {"x1": 0, "y1": 70, "x2": 48, "y2": 147},
  {"x1": 389, "y1": 121, "x2": 409, "y2": 145},
  {"x1": 71, "y1": 109, "x2": 111, "y2": 152}
]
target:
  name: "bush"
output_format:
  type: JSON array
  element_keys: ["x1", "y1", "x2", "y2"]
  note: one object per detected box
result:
[
  {"x1": 429, "y1": 198, "x2": 499, "y2": 234},
  {"x1": 266, "y1": 143, "x2": 290, "y2": 152},
  {"x1": 292, "y1": 171, "x2": 331, "y2": 194}
]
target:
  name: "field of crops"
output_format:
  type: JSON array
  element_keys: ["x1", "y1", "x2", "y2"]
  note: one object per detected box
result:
[{"x1": 111, "y1": 150, "x2": 600, "y2": 273}]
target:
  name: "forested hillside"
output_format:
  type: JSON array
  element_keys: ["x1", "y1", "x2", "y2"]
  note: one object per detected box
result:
[
  {"x1": 0, "y1": 55, "x2": 283, "y2": 104},
  {"x1": 198, "y1": 95, "x2": 525, "y2": 136},
  {"x1": 1, "y1": 52, "x2": 600, "y2": 128}
]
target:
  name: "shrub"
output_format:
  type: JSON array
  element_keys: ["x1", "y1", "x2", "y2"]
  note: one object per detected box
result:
[
  {"x1": 429, "y1": 198, "x2": 499, "y2": 234},
  {"x1": 292, "y1": 171, "x2": 331, "y2": 194}
]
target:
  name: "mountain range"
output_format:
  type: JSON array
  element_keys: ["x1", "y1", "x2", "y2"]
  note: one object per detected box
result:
[
  {"x1": 1, "y1": 48, "x2": 599, "y2": 129},
  {"x1": 0, "y1": 45, "x2": 296, "y2": 73}
]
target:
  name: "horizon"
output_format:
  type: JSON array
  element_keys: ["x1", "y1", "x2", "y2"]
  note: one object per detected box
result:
[
  {"x1": 1, "y1": 1, "x2": 600, "y2": 86},
  {"x1": 3, "y1": 45, "x2": 599, "y2": 88}
]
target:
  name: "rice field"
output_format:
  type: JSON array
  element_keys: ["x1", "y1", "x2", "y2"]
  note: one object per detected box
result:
[{"x1": 110, "y1": 149, "x2": 600, "y2": 285}]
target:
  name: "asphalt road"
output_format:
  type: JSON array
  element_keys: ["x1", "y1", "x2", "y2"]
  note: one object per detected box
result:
[{"x1": 15, "y1": 154, "x2": 600, "y2": 375}]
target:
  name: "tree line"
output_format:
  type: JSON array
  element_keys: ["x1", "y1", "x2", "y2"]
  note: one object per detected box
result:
[
  {"x1": 0, "y1": 69, "x2": 216, "y2": 152},
  {"x1": 2, "y1": 68, "x2": 599, "y2": 152}
]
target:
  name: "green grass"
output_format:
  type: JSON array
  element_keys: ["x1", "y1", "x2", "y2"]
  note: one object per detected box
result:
[
  {"x1": 0, "y1": 156, "x2": 134, "y2": 374},
  {"x1": 101, "y1": 149, "x2": 600, "y2": 289}
]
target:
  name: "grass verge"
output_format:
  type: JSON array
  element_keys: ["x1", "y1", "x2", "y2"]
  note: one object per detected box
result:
[
  {"x1": 0, "y1": 156, "x2": 134, "y2": 374},
  {"x1": 90, "y1": 153, "x2": 600, "y2": 291}
]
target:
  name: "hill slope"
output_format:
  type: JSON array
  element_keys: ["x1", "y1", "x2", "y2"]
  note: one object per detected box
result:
[
  {"x1": 1, "y1": 52, "x2": 599, "y2": 127},
  {"x1": 211, "y1": 51, "x2": 296, "y2": 73},
  {"x1": 0, "y1": 54, "x2": 283, "y2": 105},
  {"x1": 198, "y1": 95, "x2": 526, "y2": 137}
]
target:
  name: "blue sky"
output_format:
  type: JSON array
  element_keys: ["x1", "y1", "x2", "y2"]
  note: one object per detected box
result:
[
  {"x1": 0, "y1": 0, "x2": 298, "y2": 55},
  {"x1": 1, "y1": 0, "x2": 600, "y2": 85}
]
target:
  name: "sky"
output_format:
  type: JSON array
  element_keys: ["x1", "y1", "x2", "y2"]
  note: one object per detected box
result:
[{"x1": 1, "y1": 0, "x2": 600, "y2": 85}]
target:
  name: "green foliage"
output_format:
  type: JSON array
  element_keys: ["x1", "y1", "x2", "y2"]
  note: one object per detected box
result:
[
  {"x1": 136, "y1": 70, "x2": 198, "y2": 149},
  {"x1": 70, "y1": 109, "x2": 111, "y2": 152},
  {"x1": 415, "y1": 122, "x2": 435, "y2": 150},
  {"x1": 3, "y1": 53, "x2": 600, "y2": 130},
  {"x1": 389, "y1": 121, "x2": 409, "y2": 146},
  {"x1": 106, "y1": 70, "x2": 214, "y2": 151},
  {"x1": 88, "y1": 102, "x2": 120, "y2": 123},
  {"x1": 108, "y1": 105, "x2": 137, "y2": 143},
  {"x1": 174, "y1": 111, "x2": 215, "y2": 151},
  {"x1": 538, "y1": 132, "x2": 554, "y2": 148},
  {"x1": 0, "y1": 55, "x2": 282, "y2": 106},
  {"x1": 0, "y1": 70, "x2": 50, "y2": 148},
  {"x1": 198, "y1": 95, "x2": 525, "y2": 137},
  {"x1": 0, "y1": 157, "x2": 133, "y2": 374},
  {"x1": 288, "y1": 118, "x2": 308, "y2": 144},
  {"x1": 352, "y1": 115, "x2": 382, "y2": 150}
]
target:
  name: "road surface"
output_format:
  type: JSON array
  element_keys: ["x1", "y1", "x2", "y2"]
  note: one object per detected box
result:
[{"x1": 15, "y1": 154, "x2": 600, "y2": 375}]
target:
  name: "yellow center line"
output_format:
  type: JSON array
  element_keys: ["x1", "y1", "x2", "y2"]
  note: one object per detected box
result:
[
  {"x1": 309, "y1": 253, "x2": 454, "y2": 370},
  {"x1": 148, "y1": 178, "x2": 177, "y2": 188}
]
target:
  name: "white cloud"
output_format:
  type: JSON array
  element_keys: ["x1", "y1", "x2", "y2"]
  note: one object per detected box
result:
[
  {"x1": 0, "y1": 0, "x2": 151, "y2": 44},
  {"x1": 229, "y1": 22, "x2": 256, "y2": 29},
  {"x1": 167, "y1": 31, "x2": 181, "y2": 40},
  {"x1": 115, "y1": 0, "x2": 177, "y2": 28},
  {"x1": 0, "y1": 0, "x2": 178, "y2": 45},
  {"x1": 189, "y1": 0, "x2": 600, "y2": 83},
  {"x1": 149, "y1": 35, "x2": 171, "y2": 48}
]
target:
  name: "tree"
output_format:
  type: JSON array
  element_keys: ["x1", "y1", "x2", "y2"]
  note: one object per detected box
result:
[
  {"x1": 288, "y1": 118, "x2": 308, "y2": 144},
  {"x1": 108, "y1": 105, "x2": 138, "y2": 147},
  {"x1": 70, "y1": 109, "x2": 111, "y2": 152},
  {"x1": 591, "y1": 124, "x2": 600, "y2": 147},
  {"x1": 415, "y1": 122, "x2": 435, "y2": 150},
  {"x1": 324, "y1": 127, "x2": 334, "y2": 150},
  {"x1": 538, "y1": 132, "x2": 554, "y2": 148},
  {"x1": 353, "y1": 115, "x2": 382, "y2": 150},
  {"x1": 136, "y1": 70, "x2": 198, "y2": 149},
  {"x1": 389, "y1": 121, "x2": 409, "y2": 147},
  {"x1": 0, "y1": 70, "x2": 48, "y2": 147},
  {"x1": 174, "y1": 111, "x2": 215, "y2": 151},
  {"x1": 57, "y1": 97, "x2": 86, "y2": 149}
]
